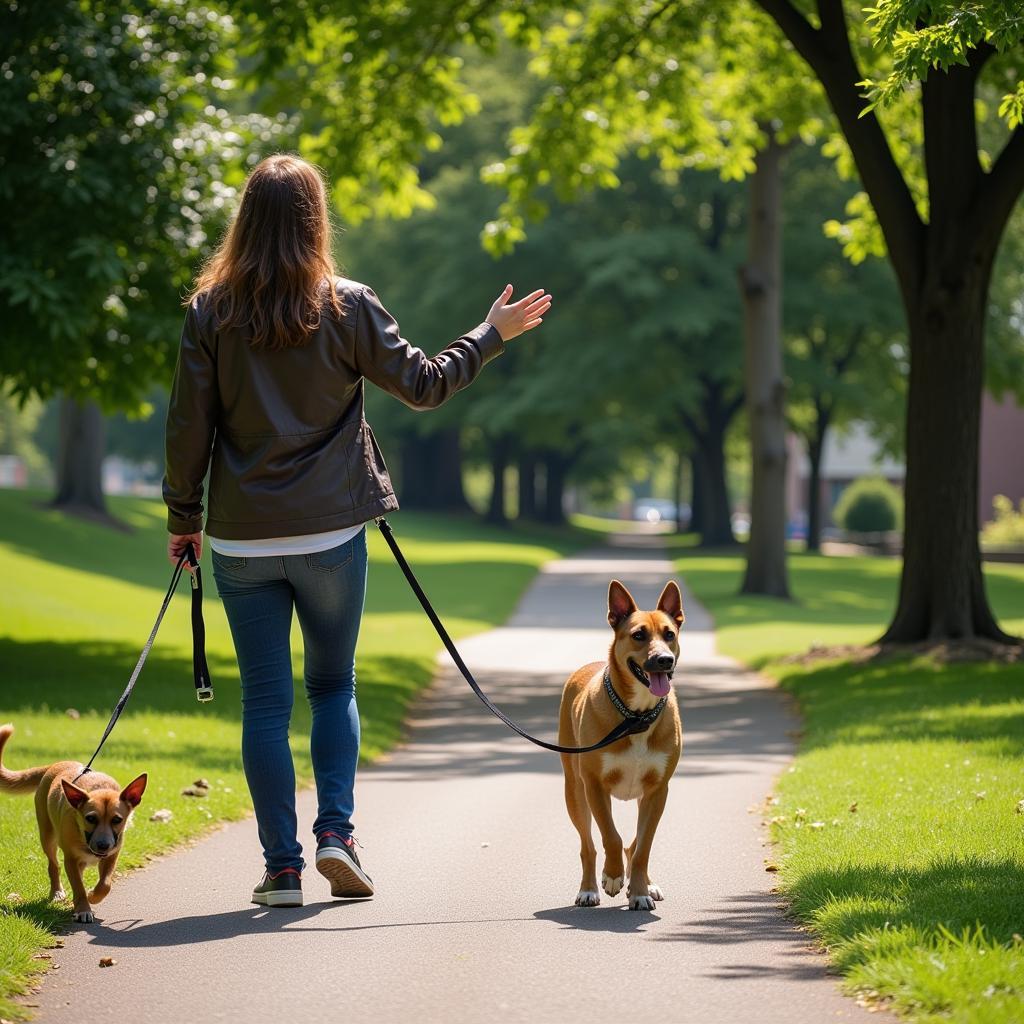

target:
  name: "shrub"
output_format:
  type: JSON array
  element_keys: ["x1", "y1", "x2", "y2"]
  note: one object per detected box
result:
[
  {"x1": 981, "y1": 495, "x2": 1024, "y2": 547},
  {"x1": 834, "y1": 476, "x2": 902, "y2": 534}
]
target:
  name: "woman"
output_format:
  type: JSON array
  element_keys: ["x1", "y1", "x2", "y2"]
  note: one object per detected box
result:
[{"x1": 163, "y1": 153, "x2": 551, "y2": 908}]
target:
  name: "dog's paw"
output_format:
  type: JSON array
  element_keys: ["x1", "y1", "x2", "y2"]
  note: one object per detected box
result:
[
  {"x1": 72, "y1": 910, "x2": 95, "y2": 924},
  {"x1": 648, "y1": 882, "x2": 665, "y2": 901},
  {"x1": 628, "y1": 893, "x2": 655, "y2": 911},
  {"x1": 574, "y1": 890, "x2": 600, "y2": 907},
  {"x1": 49, "y1": 889, "x2": 67, "y2": 903},
  {"x1": 601, "y1": 873, "x2": 624, "y2": 897}
]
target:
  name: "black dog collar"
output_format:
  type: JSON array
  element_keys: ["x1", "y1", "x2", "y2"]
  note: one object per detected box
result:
[{"x1": 603, "y1": 667, "x2": 668, "y2": 733}]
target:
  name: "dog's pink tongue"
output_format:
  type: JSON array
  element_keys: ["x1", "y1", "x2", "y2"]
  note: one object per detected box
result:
[{"x1": 650, "y1": 672, "x2": 672, "y2": 697}]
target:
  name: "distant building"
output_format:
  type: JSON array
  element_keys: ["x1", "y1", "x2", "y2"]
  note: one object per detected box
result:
[
  {"x1": 790, "y1": 423, "x2": 904, "y2": 533},
  {"x1": 0, "y1": 455, "x2": 27, "y2": 488},
  {"x1": 979, "y1": 392, "x2": 1024, "y2": 523},
  {"x1": 788, "y1": 394, "x2": 1024, "y2": 531}
]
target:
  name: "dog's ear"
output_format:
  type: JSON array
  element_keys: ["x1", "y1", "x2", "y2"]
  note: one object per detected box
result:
[
  {"x1": 657, "y1": 581, "x2": 685, "y2": 626},
  {"x1": 119, "y1": 773, "x2": 147, "y2": 808},
  {"x1": 61, "y1": 779, "x2": 90, "y2": 810},
  {"x1": 608, "y1": 580, "x2": 638, "y2": 628}
]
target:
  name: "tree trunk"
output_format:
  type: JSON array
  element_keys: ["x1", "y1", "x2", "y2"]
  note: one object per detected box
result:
[
  {"x1": 689, "y1": 453, "x2": 704, "y2": 537},
  {"x1": 694, "y1": 420, "x2": 735, "y2": 547},
  {"x1": 517, "y1": 452, "x2": 538, "y2": 520},
  {"x1": 674, "y1": 450, "x2": 688, "y2": 533},
  {"x1": 739, "y1": 135, "x2": 790, "y2": 597},
  {"x1": 804, "y1": 405, "x2": 830, "y2": 553},
  {"x1": 805, "y1": 431, "x2": 824, "y2": 553},
  {"x1": 751, "y1": 1, "x2": 1023, "y2": 640},
  {"x1": 51, "y1": 396, "x2": 109, "y2": 517},
  {"x1": 542, "y1": 452, "x2": 567, "y2": 525},
  {"x1": 486, "y1": 437, "x2": 510, "y2": 525},
  {"x1": 882, "y1": 275, "x2": 1017, "y2": 643},
  {"x1": 399, "y1": 428, "x2": 470, "y2": 511}
]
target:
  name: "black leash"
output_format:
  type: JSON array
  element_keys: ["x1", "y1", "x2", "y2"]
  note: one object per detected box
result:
[
  {"x1": 75, "y1": 543, "x2": 212, "y2": 781},
  {"x1": 375, "y1": 516, "x2": 662, "y2": 754}
]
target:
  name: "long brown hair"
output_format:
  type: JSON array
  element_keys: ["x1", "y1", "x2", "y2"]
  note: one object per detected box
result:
[{"x1": 188, "y1": 154, "x2": 341, "y2": 349}]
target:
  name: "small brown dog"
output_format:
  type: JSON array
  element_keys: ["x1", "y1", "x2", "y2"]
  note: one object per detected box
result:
[
  {"x1": 0, "y1": 724, "x2": 147, "y2": 923},
  {"x1": 558, "y1": 580, "x2": 683, "y2": 910}
]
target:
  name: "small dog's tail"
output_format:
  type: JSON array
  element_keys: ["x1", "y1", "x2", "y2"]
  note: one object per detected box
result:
[{"x1": 0, "y1": 724, "x2": 48, "y2": 794}]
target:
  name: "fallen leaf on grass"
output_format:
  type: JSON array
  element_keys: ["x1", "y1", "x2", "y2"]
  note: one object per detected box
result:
[
  {"x1": 6, "y1": 893, "x2": 22, "y2": 903},
  {"x1": 849, "y1": 801, "x2": 858, "y2": 813},
  {"x1": 193, "y1": 778, "x2": 210, "y2": 789},
  {"x1": 764, "y1": 861, "x2": 780, "y2": 873},
  {"x1": 1016, "y1": 800, "x2": 1024, "y2": 815},
  {"x1": 181, "y1": 786, "x2": 207, "y2": 798},
  {"x1": 65, "y1": 708, "x2": 80, "y2": 720},
  {"x1": 150, "y1": 809, "x2": 173, "y2": 823},
  {"x1": 98, "y1": 958, "x2": 116, "y2": 968}
]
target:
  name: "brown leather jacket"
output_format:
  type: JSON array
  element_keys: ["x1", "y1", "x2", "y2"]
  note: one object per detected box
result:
[{"x1": 163, "y1": 277, "x2": 504, "y2": 539}]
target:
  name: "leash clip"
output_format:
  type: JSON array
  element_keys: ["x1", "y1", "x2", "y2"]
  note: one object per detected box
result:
[{"x1": 195, "y1": 685, "x2": 214, "y2": 703}]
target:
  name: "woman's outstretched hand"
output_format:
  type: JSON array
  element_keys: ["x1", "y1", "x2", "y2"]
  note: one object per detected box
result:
[{"x1": 486, "y1": 285, "x2": 552, "y2": 342}]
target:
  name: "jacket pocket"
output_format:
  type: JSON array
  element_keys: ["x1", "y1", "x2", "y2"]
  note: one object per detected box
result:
[{"x1": 306, "y1": 541, "x2": 354, "y2": 574}]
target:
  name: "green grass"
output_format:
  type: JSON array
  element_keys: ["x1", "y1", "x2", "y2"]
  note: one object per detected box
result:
[
  {"x1": 677, "y1": 549, "x2": 1024, "y2": 1022},
  {"x1": 679, "y1": 551, "x2": 1024, "y2": 664},
  {"x1": 0, "y1": 489, "x2": 581, "y2": 1018}
]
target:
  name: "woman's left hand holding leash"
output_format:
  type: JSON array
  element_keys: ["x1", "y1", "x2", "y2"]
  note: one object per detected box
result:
[{"x1": 168, "y1": 531, "x2": 203, "y2": 572}]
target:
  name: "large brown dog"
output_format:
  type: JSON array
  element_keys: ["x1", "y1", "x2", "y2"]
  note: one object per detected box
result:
[
  {"x1": 559, "y1": 580, "x2": 683, "y2": 910},
  {"x1": 0, "y1": 724, "x2": 147, "y2": 923}
]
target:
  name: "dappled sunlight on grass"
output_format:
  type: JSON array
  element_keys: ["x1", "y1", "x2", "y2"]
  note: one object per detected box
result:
[
  {"x1": 681, "y1": 550, "x2": 1024, "y2": 1022},
  {"x1": 678, "y1": 550, "x2": 1024, "y2": 662},
  {"x1": 770, "y1": 656, "x2": 1024, "y2": 1022}
]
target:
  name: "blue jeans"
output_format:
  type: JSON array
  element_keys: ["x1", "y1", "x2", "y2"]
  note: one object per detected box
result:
[{"x1": 212, "y1": 530, "x2": 367, "y2": 873}]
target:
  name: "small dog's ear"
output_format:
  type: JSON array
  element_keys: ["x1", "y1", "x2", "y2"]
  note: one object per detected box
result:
[
  {"x1": 61, "y1": 779, "x2": 90, "y2": 810},
  {"x1": 119, "y1": 773, "x2": 147, "y2": 808},
  {"x1": 657, "y1": 580, "x2": 685, "y2": 626},
  {"x1": 608, "y1": 580, "x2": 638, "y2": 628}
]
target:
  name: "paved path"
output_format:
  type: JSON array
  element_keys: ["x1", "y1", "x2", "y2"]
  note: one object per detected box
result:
[{"x1": 34, "y1": 539, "x2": 879, "y2": 1024}]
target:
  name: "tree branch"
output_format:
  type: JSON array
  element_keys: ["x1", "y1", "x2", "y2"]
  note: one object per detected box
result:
[
  {"x1": 833, "y1": 325, "x2": 865, "y2": 376},
  {"x1": 922, "y1": 61, "x2": 980, "y2": 226},
  {"x1": 977, "y1": 124, "x2": 1024, "y2": 255},
  {"x1": 754, "y1": 0, "x2": 925, "y2": 300}
]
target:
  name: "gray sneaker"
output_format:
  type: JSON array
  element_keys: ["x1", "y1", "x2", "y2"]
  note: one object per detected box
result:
[{"x1": 315, "y1": 833, "x2": 374, "y2": 898}]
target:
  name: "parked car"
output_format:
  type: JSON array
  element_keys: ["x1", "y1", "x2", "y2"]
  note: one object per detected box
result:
[{"x1": 633, "y1": 498, "x2": 679, "y2": 524}]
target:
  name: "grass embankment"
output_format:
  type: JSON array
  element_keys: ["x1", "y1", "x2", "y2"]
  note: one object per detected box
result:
[
  {"x1": 678, "y1": 550, "x2": 1024, "y2": 1023},
  {"x1": 0, "y1": 489, "x2": 579, "y2": 1018}
]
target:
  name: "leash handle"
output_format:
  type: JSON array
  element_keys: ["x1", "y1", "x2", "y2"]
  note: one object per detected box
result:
[
  {"x1": 185, "y1": 543, "x2": 214, "y2": 703},
  {"x1": 375, "y1": 517, "x2": 645, "y2": 755}
]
